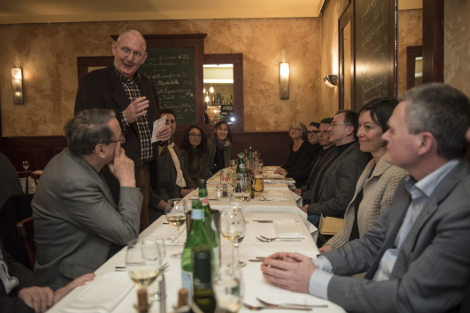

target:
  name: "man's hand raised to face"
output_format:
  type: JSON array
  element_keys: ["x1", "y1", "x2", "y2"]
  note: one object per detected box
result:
[{"x1": 108, "y1": 141, "x2": 136, "y2": 187}]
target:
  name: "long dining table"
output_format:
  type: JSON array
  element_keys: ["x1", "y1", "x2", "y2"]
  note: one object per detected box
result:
[{"x1": 46, "y1": 168, "x2": 346, "y2": 313}]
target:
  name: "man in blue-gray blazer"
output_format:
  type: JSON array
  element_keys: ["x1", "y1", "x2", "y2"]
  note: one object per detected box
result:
[
  {"x1": 33, "y1": 109, "x2": 143, "y2": 290},
  {"x1": 262, "y1": 83, "x2": 470, "y2": 313}
]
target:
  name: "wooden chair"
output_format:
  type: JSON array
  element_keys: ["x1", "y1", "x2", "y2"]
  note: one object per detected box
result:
[
  {"x1": 30, "y1": 172, "x2": 42, "y2": 186},
  {"x1": 16, "y1": 170, "x2": 31, "y2": 194},
  {"x1": 17, "y1": 217, "x2": 36, "y2": 269}
]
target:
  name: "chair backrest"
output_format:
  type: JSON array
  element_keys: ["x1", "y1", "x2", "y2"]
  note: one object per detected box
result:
[{"x1": 17, "y1": 217, "x2": 35, "y2": 269}]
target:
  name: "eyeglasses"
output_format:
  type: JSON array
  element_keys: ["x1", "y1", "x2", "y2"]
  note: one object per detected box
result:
[
  {"x1": 289, "y1": 128, "x2": 302, "y2": 132},
  {"x1": 331, "y1": 123, "x2": 346, "y2": 128},
  {"x1": 116, "y1": 42, "x2": 144, "y2": 61},
  {"x1": 189, "y1": 133, "x2": 202, "y2": 138},
  {"x1": 307, "y1": 130, "x2": 321, "y2": 135},
  {"x1": 109, "y1": 133, "x2": 126, "y2": 144}
]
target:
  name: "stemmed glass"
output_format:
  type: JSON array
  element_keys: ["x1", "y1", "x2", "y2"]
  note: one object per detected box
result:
[
  {"x1": 232, "y1": 208, "x2": 246, "y2": 268},
  {"x1": 22, "y1": 161, "x2": 30, "y2": 171},
  {"x1": 220, "y1": 208, "x2": 246, "y2": 268},
  {"x1": 213, "y1": 265, "x2": 244, "y2": 313},
  {"x1": 126, "y1": 239, "x2": 162, "y2": 291},
  {"x1": 165, "y1": 198, "x2": 188, "y2": 258},
  {"x1": 220, "y1": 168, "x2": 231, "y2": 187}
]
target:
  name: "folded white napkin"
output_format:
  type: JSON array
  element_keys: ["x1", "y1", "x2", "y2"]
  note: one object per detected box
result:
[
  {"x1": 266, "y1": 173, "x2": 285, "y2": 179},
  {"x1": 149, "y1": 224, "x2": 185, "y2": 246},
  {"x1": 61, "y1": 272, "x2": 134, "y2": 313},
  {"x1": 267, "y1": 190, "x2": 287, "y2": 201},
  {"x1": 273, "y1": 220, "x2": 306, "y2": 239}
]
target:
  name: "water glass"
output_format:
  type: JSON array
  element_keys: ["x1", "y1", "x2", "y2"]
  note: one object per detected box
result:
[{"x1": 213, "y1": 266, "x2": 244, "y2": 313}]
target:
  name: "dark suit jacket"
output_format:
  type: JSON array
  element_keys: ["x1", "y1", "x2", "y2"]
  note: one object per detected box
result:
[
  {"x1": 0, "y1": 239, "x2": 39, "y2": 313},
  {"x1": 74, "y1": 64, "x2": 161, "y2": 203},
  {"x1": 0, "y1": 153, "x2": 24, "y2": 210},
  {"x1": 323, "y1": 160, "x2": 470, "y2": 313},
  {"x1": 307, "y1": 142, "x2": 368, "y2": 217}
]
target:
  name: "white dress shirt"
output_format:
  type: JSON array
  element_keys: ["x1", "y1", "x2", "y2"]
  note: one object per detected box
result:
[{"x1": 168, "y1": 142, "x2": 186, "y2": 188}]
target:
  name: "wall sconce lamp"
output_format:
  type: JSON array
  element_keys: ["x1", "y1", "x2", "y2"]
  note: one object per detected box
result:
[
  {"x1": 279, "y1": 63, "x2": 289, "y2": 100},
  {"x1": 323, "y1": 74, "x2": 338, "y2": 88},
  {"x1": 12, "y1": 68, "x2": 24, "y2": 104}
]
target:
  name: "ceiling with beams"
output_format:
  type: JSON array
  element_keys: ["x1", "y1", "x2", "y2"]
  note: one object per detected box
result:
[{"x1": 0, "y1": 0, "x2": 422, "y2": 25}]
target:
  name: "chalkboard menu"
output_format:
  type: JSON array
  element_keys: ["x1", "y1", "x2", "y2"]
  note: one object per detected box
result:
[
  {"x1": 139, "y1": 47, "x2": 196, "y2": 125},
  {"x1": 355, "y1": 0, "x2": 396, "y2": 110}
]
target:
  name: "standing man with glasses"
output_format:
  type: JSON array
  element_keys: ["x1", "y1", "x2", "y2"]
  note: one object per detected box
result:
[
  {"x1": 75, "y1": 30, "x2": 171, "y2": 232},
  {"x1": 33, "y1": 109, "x2": 142, "y2": 290}
]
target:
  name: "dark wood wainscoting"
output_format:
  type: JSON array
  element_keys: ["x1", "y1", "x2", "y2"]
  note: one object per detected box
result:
[{"x1": 0, "y1": 132, "x2": 292, "y2": 171}]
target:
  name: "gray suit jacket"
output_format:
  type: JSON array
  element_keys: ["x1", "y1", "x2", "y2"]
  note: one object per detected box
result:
[
  {"x1": 32, "y1": 149, "x2": 142, "y2": 290},
  {"x1": 307, "y1": 142, "x2": 368, "y2": 217},
  {"x1": 323, "y1": 160, "x2": 470, "y2": 313},
  {"x1": 172, "y1": 145, "x2": 197, "y2": 192}
]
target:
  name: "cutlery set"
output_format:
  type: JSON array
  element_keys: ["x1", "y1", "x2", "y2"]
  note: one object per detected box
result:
[{"x1": 243, "y1": 297, "x2": 328, "y2": 310}]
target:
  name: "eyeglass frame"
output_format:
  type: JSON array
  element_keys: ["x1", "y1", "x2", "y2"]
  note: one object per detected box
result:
[
  {"x1": 289, "y1": 127, "x2": 302, "y2": 132},
  {"x1": 115, "y1": 41, "x2": 145, "y2": 61},
  {"x1": 189, "y1": 132, "x2": 202, "y2": 138},
  {"x1": 307, "y1": 130, "x2": 321, "y2": 135},
  {"x1": 109, "y1": 133, "x2": 126, "y2": 145}
]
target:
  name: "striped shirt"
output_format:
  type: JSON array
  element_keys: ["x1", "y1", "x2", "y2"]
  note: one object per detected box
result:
[{"x1": 114, "y1": 66, "x2": 154, "y2": 162}]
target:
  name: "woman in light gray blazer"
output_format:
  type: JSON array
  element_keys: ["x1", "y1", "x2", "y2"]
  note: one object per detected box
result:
[{"x1": 320, "y1": 98, "x2": 408, "y2": 252}]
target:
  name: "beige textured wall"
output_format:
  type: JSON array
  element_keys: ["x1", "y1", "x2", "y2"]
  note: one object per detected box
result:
[
  {"x1": 444, "y1": 0, "x2": 470, "y2": 98},
  {"x1": 320, "y1": 0, "x2": 350, "y2": 120},
  {"x1": 397, "y1": 9, "x2": 423, "y2": 98},
  {"x1": 0, "y1": 18, "x2": 322, "y2": 136}
]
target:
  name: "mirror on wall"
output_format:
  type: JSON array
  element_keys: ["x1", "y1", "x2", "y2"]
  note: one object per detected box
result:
[
  {"x1": 202, "y1": 54, "x2": 244, "y2": 134},
  {"x1": 203, "y1": 64, "x2": 235, "y2": 124},
  {"x1": 406, "y1": 46, "x2": 423, "y2": 90}
]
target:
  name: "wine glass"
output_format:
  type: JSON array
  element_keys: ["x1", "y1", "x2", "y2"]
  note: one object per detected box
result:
[
  {"x1": 142, "y1": 238, "x2": 165, "y2": 302},
  {"x1": 220, "y1": 208, "x2": 245, "y2": 267},
  {"x1": 220, "y1": 168, "x2": 231, "y2": 187},
  {"x1": 232, "y1": 208, "x2": 246, "y2": 268},
  {"x1": 22, "y1": 161, "x2": 30, "y2": 171},
  {"x1": 213, "y1": 265, "x2": 244, "y2": 313},
  {"x1": 165, "y1": 198, "x2": 187, "y2": 258},
  {"x1": 126, "y1": 239, "x2": 162, "y2": 291}
]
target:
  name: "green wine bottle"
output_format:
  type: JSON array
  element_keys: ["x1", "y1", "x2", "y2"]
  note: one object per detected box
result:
[
  {"x1": 198, "y1": 179, "x2": 220, "y2": 266},
  {"x1": 193, "y1": 247, "x2": 216, "y2": 313},
  {"x1": 181, "y1": 200, "x2": 213, "y2": 302}
]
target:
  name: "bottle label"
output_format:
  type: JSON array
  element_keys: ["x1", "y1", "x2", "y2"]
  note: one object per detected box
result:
[
  {"x1": 182, "y1": 270, "x2": 193, "y2": 302},
  {"x1": 239, "y1": 164, "x2": 245, "y2": 169},
  {"x1": 191, "y1": 209, "x2": 203, "y2": 220},
  {"x1": 200, "y1": 196, "x2": 208, "y2": 206}
]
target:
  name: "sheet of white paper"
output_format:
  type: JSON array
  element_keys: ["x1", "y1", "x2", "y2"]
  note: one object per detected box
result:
[{"x1": 151, "y1": 115, "x2": 167, "y2": 143}]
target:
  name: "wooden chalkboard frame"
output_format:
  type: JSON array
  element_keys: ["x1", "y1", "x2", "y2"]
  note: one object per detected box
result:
[
  {"x1": 339, "y1": 0, "x2": 355, "y2": 110},
  {"x1": 353, "y1": 0, "x2": 397, "y2": 111}
]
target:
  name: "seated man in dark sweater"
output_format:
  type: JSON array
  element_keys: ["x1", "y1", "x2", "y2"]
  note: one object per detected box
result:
[{"x1": 299, "y1": 111, "x2": 368, "y2": 226}]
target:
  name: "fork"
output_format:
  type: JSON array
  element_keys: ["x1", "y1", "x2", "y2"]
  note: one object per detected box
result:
[
  {"x1": 243, "y1": 303, "x2": 312, "y2": 311},
  {"x1": 256, "y1": 298, "x2": 327, "y2": 308},
  {"x1": 259, "y1": 235, "x2": 302, "y2": 242}
]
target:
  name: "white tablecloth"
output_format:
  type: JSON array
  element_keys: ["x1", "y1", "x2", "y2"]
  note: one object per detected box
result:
[{"x1": 49, "y1": 214, "x2": 345, "y2": 313}]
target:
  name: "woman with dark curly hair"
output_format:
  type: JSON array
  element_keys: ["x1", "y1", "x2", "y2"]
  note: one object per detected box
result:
[
  {"x1": 180, "y1": 125, "x2": 208, "y2": 185},
  {"x1": 200, "y1": 121, "x2": 232, "y2": 179}
]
